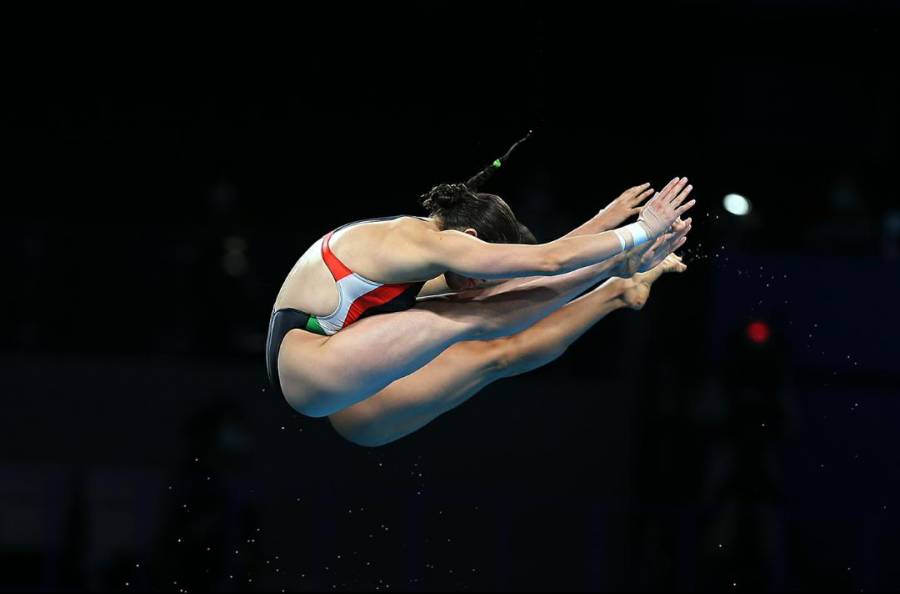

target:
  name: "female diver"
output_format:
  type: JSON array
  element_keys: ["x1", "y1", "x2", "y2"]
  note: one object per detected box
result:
[{"x1": 266, "y1": 135, "x2": 695, "y2": 445}]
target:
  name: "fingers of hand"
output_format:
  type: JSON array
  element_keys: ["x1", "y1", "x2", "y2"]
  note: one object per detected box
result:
[
  {"x1": 659, "y1": 222, "x2": 690, "y2": 254},
  {"x1": 675, "y1": 199, "x2": 697, "y2": 216},
  {"x1": 657, "y1": 177, "x2": 680, "y2": 199},
  {"x1": 666, "y1": 179, "x2": 690, "y2": 205},
  {"x1": 623, "y1": 182, "x2": 650, "y2": 199},
  {"x1": 674, "y1": 218, "x2": 692, "y2": 239},
  {"x1": 643, "y1": 187, "x2": 665, "y2": 210},
  {"x1": 633, "y1": 188, "x2": 655, "y2": 205}
]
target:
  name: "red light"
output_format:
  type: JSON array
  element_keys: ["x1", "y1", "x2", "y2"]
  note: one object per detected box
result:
[{"x1": 746, "y1": 320, "x2": 771, "y2": 344}]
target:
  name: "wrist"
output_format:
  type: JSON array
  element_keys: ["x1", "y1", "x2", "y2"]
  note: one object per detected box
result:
[
  {"x1": 613, "y1": 222, "x2": 651, "y2": 253},
  {"x1": 624, "y1": 221, "x2": 651, "y2": 246},
  {"x1": 609, "y1": 252, "x2": 629, "y2": 278},
  {"x1": 592, "y1": 210, "x2": 615, "y2": 232}
]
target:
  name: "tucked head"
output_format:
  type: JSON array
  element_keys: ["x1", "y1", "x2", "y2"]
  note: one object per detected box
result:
[
  {"x1": 421, "y1": 184, "x2": 534, "y2": 291},
  {"x1": 419, "y1": 132, "x2": 537, "y2": 290},
  {"x1": 421, "y1": 183, "x2": 524, "y2": 244}
]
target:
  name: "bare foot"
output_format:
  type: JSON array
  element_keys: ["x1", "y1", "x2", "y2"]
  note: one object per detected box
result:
[{"x1": 621, "y1": 254, "x2": 687, "y2": 310}]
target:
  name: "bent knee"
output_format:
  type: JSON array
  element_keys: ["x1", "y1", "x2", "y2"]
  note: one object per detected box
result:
[
  {"x1": 278, "y1": 337, "x2": 358, "y2": 418},
  {"x1": 281, "y1": 378, "x2": 347, "y2": 419}
]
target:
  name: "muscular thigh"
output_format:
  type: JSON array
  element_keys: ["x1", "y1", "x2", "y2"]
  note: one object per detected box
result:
[
  {"x1": 276, "y1": 303, "x2": 474, "y2": 417},
  {"x1": 328, "y1": 339, "x2": 507, "y2": 442}
]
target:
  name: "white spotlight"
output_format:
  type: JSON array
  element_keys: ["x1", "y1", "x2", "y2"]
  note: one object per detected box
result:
[{"x1": 723, "y1": 193, "x2": 751, "y2": 216}]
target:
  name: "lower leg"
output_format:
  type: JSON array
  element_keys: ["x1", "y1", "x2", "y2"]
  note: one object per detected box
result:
[
  {"x1": 493, "y1": 278, "x2": 630, "y2": 378},
  {"x1": 283, "y1": 265, "x2": 623, "y2": 417},
  {"x1": 329, "y1": 279, "x2": 630, "y2": 446},
  {"x1": 468, "y1": 216, "x2": 691, "y2": 302},
  {"x1": 445, "y1": 253, "x2": 629, "y2": 341},
  {"x1": 329, "y1": 255, "x2": 687, "y2": 446},
  {"x1": 496, "y1": 255, "x2": 685, "y2": 378}
]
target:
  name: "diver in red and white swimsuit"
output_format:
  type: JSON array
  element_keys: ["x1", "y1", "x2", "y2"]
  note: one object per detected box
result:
[{"x1": 266, "y1": 134, "x2": 695, "y2": 446}]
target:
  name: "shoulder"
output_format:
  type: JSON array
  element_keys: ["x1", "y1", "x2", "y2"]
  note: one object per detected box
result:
[{"x1": 388, "y1": 215, "x2": 441, "y2": 240}]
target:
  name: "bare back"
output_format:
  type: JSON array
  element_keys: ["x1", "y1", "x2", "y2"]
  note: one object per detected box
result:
[{"x1": 273, "y1": 216, "x2": 440, "y2": 316}]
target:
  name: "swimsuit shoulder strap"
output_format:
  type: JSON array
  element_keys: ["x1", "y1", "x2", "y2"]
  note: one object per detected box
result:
[
  {"x1": 320, "y1": 215, "x2": 427, "y2": 282},
  {"x1": 321, "y1": 230, "x2": 354, "y2": 282}
]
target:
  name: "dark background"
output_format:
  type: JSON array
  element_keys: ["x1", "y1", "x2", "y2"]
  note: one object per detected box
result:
[{"x1": 2, "y1": 2, "x2": 899, "y2": 591}]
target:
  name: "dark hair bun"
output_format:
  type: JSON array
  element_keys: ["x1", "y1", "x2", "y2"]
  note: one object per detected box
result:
[{"x1": 420, "y1": 183, "x2": 470, "y2": 211}]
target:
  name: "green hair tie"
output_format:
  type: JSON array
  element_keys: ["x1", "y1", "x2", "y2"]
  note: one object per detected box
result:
[{"x1": 492, "y1": 159, "x2": 502, "y2": 169}]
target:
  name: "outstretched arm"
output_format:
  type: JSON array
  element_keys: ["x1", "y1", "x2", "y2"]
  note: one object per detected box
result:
[
  {"x1": 495, "y1": 254, "x2": 686, "y2": 378},
  {"x1": 414, "y1": 179, "x2": 691, "y2": 299},
  {"x1": 391, "y1": 177, "x2": 693, "y2": 282},
  {"x1": 465, "y1": 214, "x2": 692, "y2": 301}
]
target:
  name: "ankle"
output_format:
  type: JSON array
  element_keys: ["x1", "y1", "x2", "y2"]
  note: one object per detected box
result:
[{"x1": 608, "y1": 276, "x2": 634, "y2": 296}]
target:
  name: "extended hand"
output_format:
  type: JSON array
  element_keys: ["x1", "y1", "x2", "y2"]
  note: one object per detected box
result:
[
  {"x1": 639, "y1": 216, "x2": 692, "y2": 272},
  {"x1": 637, "y1": 177, "x2": 696, "y2": 238},
  {"x1": 596, "y1": 183, "x2": 655, "y2": 229},
  {"x1": 620, "y1": 216, "x2": 692, "y2": 277}
]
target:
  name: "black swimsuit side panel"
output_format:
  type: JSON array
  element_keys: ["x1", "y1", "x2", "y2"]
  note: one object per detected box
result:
[{"x1": 265, "y1": 308, "x2": 311, "y2": 400}]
